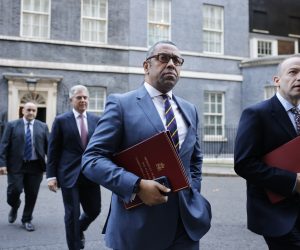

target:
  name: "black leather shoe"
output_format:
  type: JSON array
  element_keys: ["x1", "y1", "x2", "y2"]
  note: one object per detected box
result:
[
  {"x1": 80, "y1": 231, "x2": 85, "y2": 249},
  {"x1": 8, "y1": 208, "x2": 18, "y2": 223},
  {"x1": 22, "y1": 222, "x2": 35, "y2": 232}
]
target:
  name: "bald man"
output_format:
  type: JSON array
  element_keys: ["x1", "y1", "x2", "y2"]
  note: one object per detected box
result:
[
  {"x1": 0, "y1": 102, "x2": 49, "y2": 231},
  {"x1": 235, "y1": 55, "x2": 300, "y2": 249}
]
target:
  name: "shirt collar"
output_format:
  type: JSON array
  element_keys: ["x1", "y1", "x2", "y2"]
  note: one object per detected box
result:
[
  {"x1": 73, "y1": 109, "x2": 87, "y2": 118},
  {"x1": 23, "y1": 117, "x2": 34, "y2": 125},
  {"x1": 276, "y1": 92, "x2": 300, "y2": 111},
  {"x1": 144, "y1": 82, "x2": 173, "y2": 99}
]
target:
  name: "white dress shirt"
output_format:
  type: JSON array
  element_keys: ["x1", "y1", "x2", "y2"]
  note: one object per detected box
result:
[
  {"x1": 144, "y1": 82, "x2": 188, "y2": 149},
  {"x1": 276, "y1": 92, "x2": 300, "y2": 133}
]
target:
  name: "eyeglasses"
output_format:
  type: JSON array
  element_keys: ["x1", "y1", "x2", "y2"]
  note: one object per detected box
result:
[
  {"x1": 74, "y1": 96, "x2": 88, "y2": 100},
  {"x1": 146, "y1": 53, "x2": 184, "y2": 66}
]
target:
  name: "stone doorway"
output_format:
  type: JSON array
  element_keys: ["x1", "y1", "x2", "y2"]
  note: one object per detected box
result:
[{"x1": 3, "y1": 73, "x2": 63, "y2": 130}]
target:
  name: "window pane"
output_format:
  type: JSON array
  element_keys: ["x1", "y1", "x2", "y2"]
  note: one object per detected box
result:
[
  {"x1": 148, "y1": 0, "x2": 170, "y2": 46},
  {"x1": 204, "y1": 91, "x2": 224, "y2": 136},
  {"x1": 21, "y1": 0, "x2": 49, "y2": 39},
  {"x1": 34, "y1": 0, "x2": 41, "y2": 12},
  {"x1": 217, "y1": 126, "x2": 222, "y2": 135},
  {"x1": 87, "y1": 86, "x2": 106, "y2": 115},
  {"x1": 217, "y1": 104, "x2": 222, "y2": 113},
  {"x1": 81, "y1": 0, "x2": 107, "y2": 43},
  {"x1": 203, "y1": 4, "x2": 223, "y2": 54},
  {"x1": 257, "y1": 40, "x2": 273, "y2": 57}
]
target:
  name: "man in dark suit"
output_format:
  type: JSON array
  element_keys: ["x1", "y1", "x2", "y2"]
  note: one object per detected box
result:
[
  {"x1": 234, "y1": 55, "x2": 300, "y2": 249},
  {"x1": 46, "y1": 85, "x2": 101, "y2": 250},
  {"x1": 0, "y1": 102, "x2": 49, "y2": 232},
  {"x1": 82, "y1": 41, "x2": 211, "y2": 250}
]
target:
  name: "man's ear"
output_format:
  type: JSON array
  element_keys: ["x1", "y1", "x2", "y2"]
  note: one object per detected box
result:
[
  {"x1": 273, "y1": 76, "x2": 280, "y2": 87},
  {"x1": 143, "y1": 61, "x2": 150, "y2": 74}
]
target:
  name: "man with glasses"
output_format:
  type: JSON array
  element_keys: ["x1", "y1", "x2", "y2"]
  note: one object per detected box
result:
[
  {"x1": 0, "y1": 102, "x2": 49, "y2": 232},
  {"x1": 47, "y1": 85, "x2": 101, "y2": 250},
  {"x1": 82, "y1": 41, "x2": 211, "y2": 250}
]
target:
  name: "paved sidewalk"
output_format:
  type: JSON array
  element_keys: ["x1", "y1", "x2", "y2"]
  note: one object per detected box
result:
[
  {"x1": 203, "y1": 159, "x2": 236, "y2": 176},
  {"x1": 203, "y1": 164, "x2": 236, "y2": 177}
]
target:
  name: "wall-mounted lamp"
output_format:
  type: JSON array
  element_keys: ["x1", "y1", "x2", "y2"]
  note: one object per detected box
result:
[{"x1": 25, "y1": 78, "x2": 38, "y2": 92}]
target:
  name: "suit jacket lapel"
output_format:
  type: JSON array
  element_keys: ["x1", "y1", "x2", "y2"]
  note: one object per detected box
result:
[
  {"x1": 32, "y1": 120, "x2": 38, "y2": 148},
  {"x1": 271, "y1": 95, "x2": 297, "y2": 138},
  {"x1": 68, "y1": 112, "x2": 84, "y2": 149},
  {"x1": 136, "y1": 86, "x2": 165, "y2": 133},
  {"x1": 17, "y1": 119, "x2": 26, "y2": 148}
]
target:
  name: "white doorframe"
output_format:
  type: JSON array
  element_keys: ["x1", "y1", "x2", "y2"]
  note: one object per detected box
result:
[{"x1": 3, "y1": 73, "x2": 62, "y2": 130}]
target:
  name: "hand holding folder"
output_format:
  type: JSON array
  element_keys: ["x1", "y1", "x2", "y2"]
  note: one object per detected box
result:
[
  {"x1": 113, "y1": 131, "x2": 189, "y2": 209},
  {"x1": 263, "y1": 136, "x2": 300, "y2": 203}
]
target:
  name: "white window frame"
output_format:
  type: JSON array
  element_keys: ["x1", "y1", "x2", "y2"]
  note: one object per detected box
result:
[
  {"x1": 20, "y1": 0, "x2": 51, "y2": 39},
  {"x1": 202, "y1": 4, "x2": 224, "y2": 55},
  {"x1": 250, "y1": 35, "x2": 299, "y2": 58},
  {"x1": 203, "y1": 91, "x2": 225, "y2": 141},
  {"x1": 250, "y1": 37, "x2": 277, "y2": 58},
  {"x1": 81, "y1": 0, "x2": 108, "y2": 44},
  {"x1": 147, "y1": 0, "x2": 171, "y2": 47},
  {"x1": 86, "y1": 86, "x2": 106, "y2": 115}
]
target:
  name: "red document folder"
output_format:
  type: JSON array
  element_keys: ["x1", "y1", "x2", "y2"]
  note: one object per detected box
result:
[
  {"x1": 263, "y1": 136, "x2": 300, "y2": 204},
  {"x1": 113, "y1": 131, "x2": 190, "y2": 209}
]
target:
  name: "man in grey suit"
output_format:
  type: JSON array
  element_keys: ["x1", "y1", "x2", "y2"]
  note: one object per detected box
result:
[
  {"x1": 82, "y1": 41, "x2": 211, "y2": 250},
  {"x1": 0, "y1": 102, "x2": 49, "y2": 231}
]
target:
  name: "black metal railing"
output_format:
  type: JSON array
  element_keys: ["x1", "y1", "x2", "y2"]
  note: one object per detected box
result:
[
  {"x1": 199, "y1": 126, "x2": 237, "y2": 159},
  {"x1": 0, "y1": 121, "x2": 237, "y2": 160}
]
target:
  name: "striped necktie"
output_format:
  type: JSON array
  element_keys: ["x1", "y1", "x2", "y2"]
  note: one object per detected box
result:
[
  {"x1": 162, "y1": 94, "x2": 179, "y2": 151},
  {"x1": 291, "y1": 107, "x2": 300, "y2": 135},
  {"x1": 24, "y1": 122, "x2": 32, "y2": 160}
]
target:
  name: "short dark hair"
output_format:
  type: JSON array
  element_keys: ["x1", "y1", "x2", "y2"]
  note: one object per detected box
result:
[{"x1": 146, "y1": 41, "x2": 178, "y2": 59}]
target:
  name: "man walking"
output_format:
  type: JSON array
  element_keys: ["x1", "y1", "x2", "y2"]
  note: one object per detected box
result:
[
  {"x1": 82, "y1": 41, "x2": 211, "y2": 250},
  {"x1": 47, "y1": 85, "x2": 101, "y2": 250},
  {"x1": 235, "y1": 55, "x2": 300, "y2": 249},
  {"x1": 0, "y1": 102, "x2": 49, "y2": 231}
]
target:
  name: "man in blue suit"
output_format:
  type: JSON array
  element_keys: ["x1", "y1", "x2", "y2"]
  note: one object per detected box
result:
[
  {"x1": 0, "y1": 102, "x2": 49, "y2": 231},
  {"x1": 46, "y1": 85, "x2": 101, "y2": 250},
  {"x1": 234, "y1": 55, "x2": 300, "y2": 249},
  {"x1": 82, "y1": 41, "x2": 211, "y2": 250}
]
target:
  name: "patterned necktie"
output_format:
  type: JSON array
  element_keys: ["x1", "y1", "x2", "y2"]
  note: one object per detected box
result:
[
  {"x1": 162, "y1": 94, "x2": 180, "y2": 151},
  {"x1": 79, "y1": 114, "x2": 88, "y2": 148},
  {"x1": 291, "y1": 107, "x2": 300, "y2": 135},
  {"x1": 24, "y1": 122, "x2": 32, "y2": 160}
]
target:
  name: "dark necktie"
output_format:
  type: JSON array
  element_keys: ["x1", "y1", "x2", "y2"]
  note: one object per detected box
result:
[
  {"x1": 24, "y1": 122, "x2": 32, "y2": 160},
  {"x1": 291, "y1": 107, "x2": 300, "y2": 135},
  {"x1": 79, "y1": 114, "x2": 88, "y2": 148},
  {"x1": 162, "y1": 94, "x2": 179, "y2": 151}
]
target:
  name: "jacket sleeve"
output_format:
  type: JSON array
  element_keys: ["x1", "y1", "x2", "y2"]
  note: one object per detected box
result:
[
  {"x1": 0, "y1": 122, "x2": 12, "y2": 167},
  {"x1": 234, "y1": 107, "x2": 296, "y2": 196},
  {"x1": 82, "y1": 94, "x2": 139, "y2": 203}
]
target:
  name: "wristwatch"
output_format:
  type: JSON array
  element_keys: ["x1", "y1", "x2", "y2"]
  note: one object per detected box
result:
[{"x1": 133, "y1": 178, "x2": 142, "y2": 194}]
